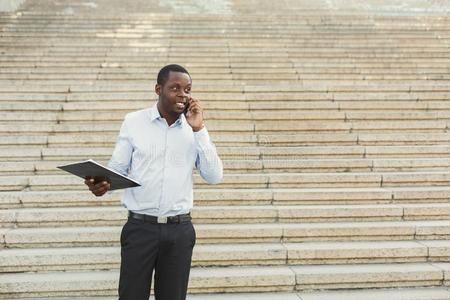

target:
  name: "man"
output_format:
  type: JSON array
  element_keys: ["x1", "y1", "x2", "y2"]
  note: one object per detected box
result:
[{"x1": 84, "y1": 64, "x2": 223, "y2": 300}]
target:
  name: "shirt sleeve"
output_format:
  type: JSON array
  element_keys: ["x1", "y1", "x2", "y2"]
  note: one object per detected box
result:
[
  {"x1": 194, "y1": 127, "x2": 223, "y2": 184},
  {"x1": 107, "y1": 116, "x2": 133, "y2": 176}
]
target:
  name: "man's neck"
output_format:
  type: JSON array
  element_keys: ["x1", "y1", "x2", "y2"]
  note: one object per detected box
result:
[{"x1": 157, "y1": 102, "x2": 178, "y2": 126}]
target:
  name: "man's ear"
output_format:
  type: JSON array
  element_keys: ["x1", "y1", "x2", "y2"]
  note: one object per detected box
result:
[{"x1": 155, "y1": 84, "x2": 161, "y2": 96}]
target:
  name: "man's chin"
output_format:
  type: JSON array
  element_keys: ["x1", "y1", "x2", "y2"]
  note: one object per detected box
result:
[
  {"x1": 173, "y1": 106, "x2": 185, "y2": 114},
  {"x1": 169, "y1": 109, "x2": 183, "y2": 117}
]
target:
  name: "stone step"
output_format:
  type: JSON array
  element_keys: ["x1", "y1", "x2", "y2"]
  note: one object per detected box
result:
[
  {"x1": 6, "y1": 157, "x2": 450, "y2": 175},
  {"x1": 8, "y1": 171, "x2": 450, "y2": 191},
  {"x1": 0, "y1": 66, "x2": 235, "y2": 74},
  {"x1": 1, "y1": 120, "x2": 449, "y2": 134},
  {"x1": 4, "y1": 59, "x2": 449, "y2": 68},
  {"x1": 5, "y1": 66, "x2": 450, "y2": 76},
  {"x1": 2, "y1": 26, "x2": 441, "y2": 33},
  {"x1": 1, "y1": 263, "x2": 449, "y2": 298},
  {"x1": 0, "y1": 94, "x2": 66, "y2": 102},
  {"x1": 0, "y1": 78, "x2": 442, "y2": 87},
  {"x1": 295, "y1": 287, "x2": 450, "y2": 300},
  {"x1": 51, "y1": 100, "x2": 450, "y2": 115},
  {"x1": 17, "y1": 288, "x2": 450, "y2": 300},
  {"x1": 3, "y1": 57, "x2": 445, "y2": 66},
  {"x1": 3, "y1": 65, "x2": 448, "y2": 76},
  {"x1": 0, "y1": 266, "x2": 293, "y2": 298},
  {"x1": 2, "y1": 50, "x2": 448, "y2": 59},
  {"x1": 5, "y1": 37, "x2": 440, "y2": 45},
  {"x1": 0, "y1": 30, "x2": 434, "y2": 36},
  {"x1": 3, "y1": 240, "x2": 450, "y2": 273},
  {"x1": 4, "y1": 44, "x2": 446, "y2": 53},
  {"x1": 1, "y1": 111, "x2": 349, "y2": 122},
  {"x1": 0, "y1": 136, "x2": 47, "y2": 146},
  {"x1": 0, "y1": 157, "x2": 437, "y2": 174},
  {"x1": 4, "y1": 203, "x2": 450, "y2": 227},
  {"x1": 0, "y1": 243, "x2": 284, "y2": 272},
  {"x1": 0, "y1": 158, "x2": 374, "y2": 174},
  {"x1": 293, "y1": 262, "x2": 450, "y2": 290},
  {"x1": 357, "y1": 133, "x2": 450, "y2": 145},
  {"x1": 0, "y1": 82, "x2": 445, "y2": 93},
  {"x1": 4, "y1": 68, "x2": 450, "y2": 78},
  {"x1": 245, "y1": 84, "x2": 450, "y2": 94},
  {"x1": 364, "y1": 145, "x2": 450, "y2": 158},
  {"x1": 299, "y1": 74, "x2": 444, "y2": 80},
  {"x1": 0, "y1": 77, "x2": 443, "y2": 85},
  {"x1": 8, "y1": 11, "x2": 445, "y2": 17},
  {"x1": 0, "y1": 102, "x2": 63, "y2": 110},
  {"x1": 60, "y1": 93, "x2": 247, "y2": 104},
  {"x1": 348, "y1": 120, "x2": 448, "y2": 132},
  {"x1": 3, "y1": 59, "x2": 450, "y2": 68},
  {"x1": 0, "y1": 121, "x2": 256, "y2": 134},
  {"x1": 271, "y1": 186, "x2": 450, "y2": 205},
  {"x1": 0, "y1": 93, "x2": 330, "y2": 105},
  {"x1": 0, "y1": 82, "x2": 442, "y2": 94},
  {"x1": 4, "y1": 220, "x2": 450, "y2": 247},
  {"x1": 2, "y1": 158, "x2": 372, "y2": 174},
  {"x1": 347, "y1": 112, "x2": 450, "y2": 121},
  {"x1": 5, "y1": 132, "x2": 450, "y2": 148},
  {"x1": 9, "y1": 145, "x2": 450, "y2": 161},
  {"x1": 19, "y1": 36, "x2": 434, "y2": 46},
  {"x1": 339, "y1": 101, "x2": 431, "y2": 111},
  {"x1": 15, "y1": 172, "x2": 368, "y2": 190},
  {"x1": 0, "y1": 83, "x2": 426, "y2": 96},
  {"x1": 6, "y1": 110, "x2": 450, "y2": 123},
  {"x1": 4, "y1": 186, "x2": 450, "y2": 208},
  {"x1": 2, "y1": 186, "x2": 450, "y2": 209},
  {"x1": 45, "y1": 133, "x2": 358, "y2": 147},
  {"x1": 8, "y1": 186, "x2": 449, "y2": 209}
]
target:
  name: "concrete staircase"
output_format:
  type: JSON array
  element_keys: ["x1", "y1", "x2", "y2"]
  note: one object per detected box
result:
[{"x1": 3, "y1": 0, "x2": 450, "y2": 299}]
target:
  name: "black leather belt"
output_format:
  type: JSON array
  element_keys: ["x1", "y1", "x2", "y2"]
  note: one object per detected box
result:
[{"x1": 128, "y1": 211, "x2": 191, "y2": 224}]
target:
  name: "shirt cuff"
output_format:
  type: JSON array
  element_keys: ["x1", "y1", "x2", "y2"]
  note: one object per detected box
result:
[{"x1": 194, "y1": 127, "x2": 210, "y2": 145}]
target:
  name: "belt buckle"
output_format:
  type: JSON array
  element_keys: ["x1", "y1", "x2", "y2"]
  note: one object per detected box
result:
[{"x1": 157, "y1": 216, "x2": 168, "y2": 224}]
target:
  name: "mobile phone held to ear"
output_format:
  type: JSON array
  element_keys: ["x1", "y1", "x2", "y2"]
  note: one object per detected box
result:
[{"x1": 183, "y1": 100, "x2": 190, "y2": 116}]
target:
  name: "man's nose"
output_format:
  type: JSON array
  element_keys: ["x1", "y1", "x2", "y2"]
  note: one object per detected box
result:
[{"x1": 179, "y1": 91, "x2": 188, "y2": 100}]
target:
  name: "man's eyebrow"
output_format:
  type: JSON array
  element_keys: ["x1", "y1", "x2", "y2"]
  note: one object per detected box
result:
[{"x1": 169, "y1": 82, "x2": 191, "y2": 87}]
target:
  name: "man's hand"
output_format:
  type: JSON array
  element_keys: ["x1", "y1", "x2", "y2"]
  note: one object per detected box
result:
[
  {"x1": 185, "y1": 97, "x2": 205, "y2": 132},
  {"x1": 85, "y1": 177, "x2": 110, "y2": 197}
]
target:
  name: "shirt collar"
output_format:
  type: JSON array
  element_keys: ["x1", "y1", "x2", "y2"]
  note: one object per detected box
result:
[
  {"x1": 148, "y1": 102, "x2": 161, "y2": 122},
  {"x1": 148, "y1": 102, "x2": 185, "y2": 127}
]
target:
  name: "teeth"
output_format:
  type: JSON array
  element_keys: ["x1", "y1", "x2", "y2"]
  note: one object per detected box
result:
[{"x1": 176, "y1": 103, "x2": 185, "y2": 109}]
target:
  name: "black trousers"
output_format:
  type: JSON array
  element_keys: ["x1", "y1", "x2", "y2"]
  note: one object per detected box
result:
[{"x1": 118, "y1": 217, "x2": 196, "y2": 300}]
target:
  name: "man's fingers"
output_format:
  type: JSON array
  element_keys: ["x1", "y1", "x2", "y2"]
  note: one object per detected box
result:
[
  {"x1": 188, "y1": 102, "x2": 201, "y2": 114},
  {"x1": 94, "y1": 181, "x2": 108, "y2": 188},
  {"x1": 92, "y1": 187, "x2": 106, "y2": 196},
  {"x1": 86, "y1": 179, "x2": 110, "y2": 196},
  {"x1": 84, "y1": 178, "x2": 95, "y2": 186},
  {"x1": 188, "y1": 98, "x2": 201, "y2": 107},
  {"x1": 92, "y1": 181, "x2": 110, "y2": 195}
]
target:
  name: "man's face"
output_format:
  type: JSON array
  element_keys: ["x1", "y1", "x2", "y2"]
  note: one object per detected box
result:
[{"x1": 156, "y1": 71, "x2": 192, "y2": 117}]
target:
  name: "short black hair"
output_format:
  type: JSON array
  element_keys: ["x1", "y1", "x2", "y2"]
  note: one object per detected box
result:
[{"x1": 157, "y1": 64, "x2": 190, "y2": 86}]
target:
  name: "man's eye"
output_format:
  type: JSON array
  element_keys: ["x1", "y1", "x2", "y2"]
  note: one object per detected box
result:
[
  {"x1": 185, "y1": 89, "x2": 191, "y2": 94},
  {"x1": 170, "y1": 87, "x2": 179, "y2": 91}
]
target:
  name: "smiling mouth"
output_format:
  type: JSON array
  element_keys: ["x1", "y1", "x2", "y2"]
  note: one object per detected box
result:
[{"x1": 175, "y1": 102, "x2": 186, "y2": 110}]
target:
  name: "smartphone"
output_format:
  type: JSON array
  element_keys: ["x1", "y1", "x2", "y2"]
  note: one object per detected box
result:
[{"x1": 183, "y1": 99, "x2": 190, "y2": 116}]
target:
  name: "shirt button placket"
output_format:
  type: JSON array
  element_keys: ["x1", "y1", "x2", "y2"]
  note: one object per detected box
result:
[{"x1": 159, "y1": 125, "x2": 169, "y2": 215}]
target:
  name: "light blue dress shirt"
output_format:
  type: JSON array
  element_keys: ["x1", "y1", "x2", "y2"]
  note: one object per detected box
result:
[{"x1": 108, "y1": 102, "x2": 223, "y2": 217}]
